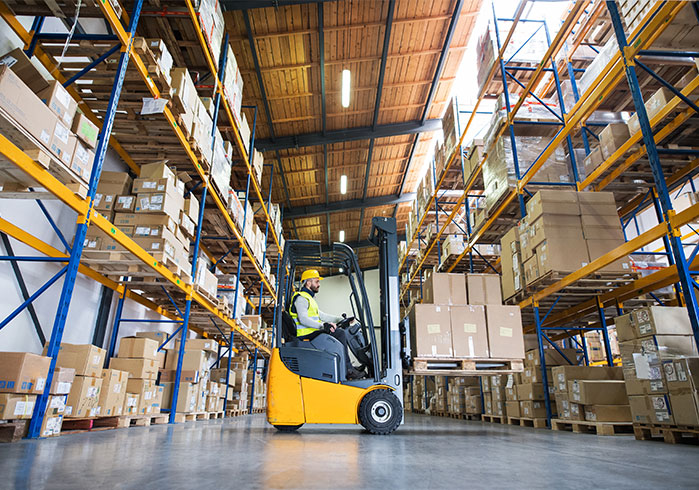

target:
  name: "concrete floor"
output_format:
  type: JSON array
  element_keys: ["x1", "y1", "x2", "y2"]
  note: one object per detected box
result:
[{"x1": 1, "y1": 413, "x2": 698, "y2": 489}]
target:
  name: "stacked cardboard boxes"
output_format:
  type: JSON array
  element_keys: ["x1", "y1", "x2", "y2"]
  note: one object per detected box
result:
[
  {"x1": 0, "y1": 50, "x2": 99, "y2": 186},
  {"x1": 45, "y1": 343, "x2": 105, "y2": 419},
  {"x1": 409, "y1": 272, "x2": 524, "y2": 360},
  {"x1": 615, "y1": 306, "x2": 699, "y2": 425},
  {"x1": 551, "y1": 365, "x2": 627, "y2": 423},
  {"x1": 445, "y1": 377, "x2": 481, "y2": 416},
  {"x1": 161, "y1": 338, "x2": 216, "y2": 413},
  {"x1": 110, "y1": 337, "x2": 161, "y2": 416},
  {"x1": 0, "y1": 352, "x2": 62, "y2": 437},
  {"x1": 411, "y1": 376, "x2": 436, "y2": 412}
]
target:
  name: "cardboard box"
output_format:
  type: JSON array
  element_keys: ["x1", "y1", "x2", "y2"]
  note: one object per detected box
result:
[
  {"x1": 174, "y1": 382, "x2": 198, "y2": 413},
  {"x1": 516, "y1": 383, "x2": 549, "y2": 401},
  {"x1": 132, "y1": 176, "x2": 181, "y2": 196},
  {"x1": 94, "y1": 193, "x2": 116, "y2": 213},
  {"x1": 526, "y1": 190, "x2": 580, "y2": 222},
  {"x1": 158, "y1": 369, "x2": 200, "y2": 384},
  {"x1": 109, "y1": 358, "x2": 158, "y2": 380},
  {"x1": 65, "y1": 376, "x2": 102, "y2": 418},
  {"x1": 118, "y1": 337, "x2": 159, "y2": 361},
  {"x1": 555, "y1": 393, "x2": 570, "y2": 419},
  {"x1": 450, "y1": 305, "x2": 489, "y2": 358},
  {"x1": 600, "y1": 123, "x2": 631, "y2": 160},
  {"x1": 484, "y1": 305, "x2": 524, "y2": 359},
  {"x1": 40, "y1": 411, "x2": 64, "y2": 437},
  {"x1": 39, "y1": 80, "x2": 77, "y2": 126},
  {"x1": 71, "y1": 112, "x2": 98, "y2": 148},
  {"x1": 524, "y1": 254, "x2": 540, "y2": 285},
  {"x1": 49, "y1": 120, "x2": 73, "y2": 167},
  {"x1": 98, "y1": 369, "x2": 128, "y2": 416},
  {"x1": 164, "y1": 349, "x2": 208, "y2": 374},
  {"x1": 614, "y1": 306, "x2": 693, "y2": 341},
  {"x1": 0, "y1": 393, "x2": 37, "y2": 419},
  {"x1": 173, "y1": 338, "x2": 218, "y2": 354},
  {"x1": 135, "y1": 191, "x2": 184, "y2": 219},
  {"x1": 669, "y1": 391, "x2": 699, "y2": 426},
  {"x1": 466, "y1": 273, "x2": 502, "y2": 305},
  {"x1": 0, "y1": 352, "x2": 51, "y2": 394},
  {"x1": 184, "y1": 196, "x2": 200, "y2": 223},
  {"x1": 123, "y1": 393, "x2": 140, "y2": 415},
  {"x1": 140, "y1": 162, "x2": 175, "y2": 180},
  {"x1": 50, "y1": 367, "x2": 76, "y2": 395},
  {"x1": 69, "y1": 137, "x2": 94, "y2": 181},
  {"x1": 126, "y1": 378, "x2": 157, "y2": 415},
  {"x1": 583, "y1": 404, "x2": 632, "y2": 422},
  {"x1": 115, "y1": 195, "x2": 136, "y2": 212},
  {"x1": 577, "y1": 191, "x2": 617, "y2": 216},
  {"x1": 586, "y1": 239, "x2": 632, "y2": 273},
  {"x1": 551, "y1": 365, "x2": 623, "y2": 393},
  {"x1": 44, "y1": 343, "x2": 106, "y2": 377},
  {"x1": 519, "y1": 400, "x2": 547, "y2": 418},
  {"x1": 580, "y1": 214, "x2": 625, "y2": 240},
  {"x1": 569, "y1": 401, "x2": 585, "y2": 421},
  {"x1": 528, "y1": 214, "x2": 584, "y2": 252},
  {"x1": 210, "y1": 368, "x2": 236, "y2": 386},
  {"x1": 505, "y1": 400, "x2": 521, "y2": 417},
  {"x1": 0, "y1": 65, "x2": 57, "y2": 149},
  {"x1": 152, "y1": 384, "x2": 164, "y2": 413},
  {"x1": 663, "y1": 357, "x2": 699, "y2": 393},
  {"x1": 1, "y1": 47, "x2": 50, "y2": 93},
  {"x1": 569, "y1": 379, "x2": 628, "y2": 404},
  {"x1": 408, "y1": 304, "x2": 453, "y2": 357},
  {"x1": 98, "y1": 171, "x2": 132, "y2": 195},
  {"x1": 582, "y1": 147, "x2": 603, "y2": 177},
  {"x1": 525, "y1": 348, "x2": 578, "y2": 367},
  {"x1": 521, "y1": 366, "x2": 553, "y2": 385},
  {"x1": 424, "y1": 273, "x2": 467, "y2": 305},
  {"x1": 629, "y1": 394, "x2": 674, "y2": 425},
  {"x1": 537, "y1": 238, "x2": 590, "y2": 275},
  {"x1": 135, "y1": 331, "x2": 169, "y2": 343}
]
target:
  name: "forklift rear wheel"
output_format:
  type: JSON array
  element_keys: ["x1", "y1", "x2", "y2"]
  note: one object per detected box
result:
[
  {"x1": 358, "y1": 389, "x2": 402, "y2": 435},
  {"x1": 274, "y1": 424, "x2": 303, "y2": 432}
]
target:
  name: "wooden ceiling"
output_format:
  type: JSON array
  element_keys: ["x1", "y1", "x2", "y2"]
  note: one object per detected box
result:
[{"x1": 226, "y1": 0, "x2": 482, "y2": 268}]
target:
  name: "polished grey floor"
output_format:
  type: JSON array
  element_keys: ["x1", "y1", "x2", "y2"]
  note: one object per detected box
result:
[{"x1": 1, "y1": 413, "x2": 698, "y2": 489}]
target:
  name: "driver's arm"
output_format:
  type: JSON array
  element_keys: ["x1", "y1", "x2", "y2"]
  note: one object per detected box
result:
[
  {"x1": 294, "y1": 295, "x2": 324, "y2": 329},
  {"x1": 318, "y1": 310, "x2": 342, "y2": 324}
]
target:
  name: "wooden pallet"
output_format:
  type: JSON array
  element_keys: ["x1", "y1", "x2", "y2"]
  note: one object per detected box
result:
[
  {"x1": 208, "y1": 411, "x2": 225, "y2": 419},
  {"x1": 195, "y1": 412, "x2": 210, "y2": 421},
  {"x1": 633, "y1": 423, "x2": 699, "y2": 445},
  {"x1": 482, "y1": 414, "x2": 507, "y2": 424},
  {"x1": 445, "y1": 412, "x2": 482, "y2": 421},
  {"x1": 195, "y1": 284, "x2": 218, "y2": 306},
  {"x1": 0, "y1": 420, "x2": 29, "y2": 443},
  {"x1": 507, "y1": 416, "x2": 548, "y2": 429},
  {"x1": 61, "y1": 416, "x2": 120, "y2": 433},
  {"x1": 551, "y1": 418, "x2": 634, "y2": 436},
  {"x1": 409, "y1": 357, "x2": 524, "y2": 376}
]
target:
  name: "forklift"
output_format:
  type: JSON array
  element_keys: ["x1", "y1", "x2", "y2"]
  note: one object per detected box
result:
[{"x1": 266, "y1": 217, "x2": 404, "y2": 434}]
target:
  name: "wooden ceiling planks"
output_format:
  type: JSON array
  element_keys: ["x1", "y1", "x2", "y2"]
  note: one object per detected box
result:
[{"x1": 225, "y1": 0, "x2": 481, "y2": 264}]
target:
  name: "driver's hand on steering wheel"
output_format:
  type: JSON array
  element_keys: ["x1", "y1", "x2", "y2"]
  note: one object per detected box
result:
[{"x1": 329, "y1": 322, "x2": 337, "y2": 333}]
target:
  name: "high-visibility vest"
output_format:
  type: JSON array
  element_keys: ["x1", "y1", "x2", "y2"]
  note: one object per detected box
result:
[{"x1": 290, "y1": 290, "x2": 321, "y2": 337}]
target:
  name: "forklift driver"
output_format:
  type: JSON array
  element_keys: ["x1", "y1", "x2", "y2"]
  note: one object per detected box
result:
[{"x1": 290, "y1": 269, "x2": 365, "y2": 380}]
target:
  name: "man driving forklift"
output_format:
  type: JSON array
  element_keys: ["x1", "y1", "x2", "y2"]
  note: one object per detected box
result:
[{"x1": 290, "y1": 269, "x2": 365, "y2": 380}]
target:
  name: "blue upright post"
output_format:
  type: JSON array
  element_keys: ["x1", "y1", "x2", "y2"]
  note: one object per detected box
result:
[
  {"x1": 596, "y1": 297, "x2": 614, "y2": 367},
  {"x1": 533, "y1": 302, "x2": 553, "y2": 425},
  {"x1": 492, "y1": 3, "x2": 526, "y2": 218},
  {"x1": 579, "y1": 331, "x2": 589, "y2": 366},
  {"x1": 248, "y1": 348, "x2": 259, "y2": 413},
  {"x1": 608, "y1": 0, "x2": 699, "y2": 350},
  {"x1": 27, "y1": 0, "x2": 144, "y2": 439},
  {"x1": 106, "y1": 288, "x2": 127, "y2": 361}
]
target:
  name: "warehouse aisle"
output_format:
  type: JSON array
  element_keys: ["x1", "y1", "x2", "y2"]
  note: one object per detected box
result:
[{"x1": 1, "y1": 413, "x2": 697, "y2": 489}]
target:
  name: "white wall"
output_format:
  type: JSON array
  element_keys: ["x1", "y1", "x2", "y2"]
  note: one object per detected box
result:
[{"x1": 314, "y1": 268, "x2": 380, "y2": 326}]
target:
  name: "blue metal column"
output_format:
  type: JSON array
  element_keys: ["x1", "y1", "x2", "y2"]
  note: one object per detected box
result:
[
  {"x1": 492, "y1": 3, "x2": 526, "y2": 218},
  {"x1": 596, "y1": 297, "x2": 614, "y2": 366},
  {"x1": 608, "y1": 0, "x2": 699, "y2": 350},
  {"x1": 248, "y1": 347, "x2": 259, "y2": 413},
  {"x1": 533, "y1": 301, "x2": 553, "y2": 425},
  {"x1": 27, "y1": 0, "x2": 144, "y2": 439},
  {"x1": 106, "y1": 287, "x2": 127, "y2": 361}
]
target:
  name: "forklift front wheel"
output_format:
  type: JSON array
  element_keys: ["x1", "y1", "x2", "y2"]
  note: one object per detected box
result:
[
  {"x1": 274, "y1": 424, "x2": 303, "y2": 432},
  {"x1": 358, "y1": 389, "x2": 402, "y2": 435}
]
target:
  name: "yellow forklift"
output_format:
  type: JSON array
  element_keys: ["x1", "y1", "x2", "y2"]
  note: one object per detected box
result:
[{"x1": 266, "y1": 217, "x2": 404, "y2": 434}]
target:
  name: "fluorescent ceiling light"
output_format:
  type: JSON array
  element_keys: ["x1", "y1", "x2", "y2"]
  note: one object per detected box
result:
[
  {"x1": 341, "y1": 69, "x2": 351, "y2": 108},
  {"x1": 340, "y1": 174, "x2": 347, "y2": 194},
  {"x1": 339, "y1": 230, "x2": 345, "y2": 242}
]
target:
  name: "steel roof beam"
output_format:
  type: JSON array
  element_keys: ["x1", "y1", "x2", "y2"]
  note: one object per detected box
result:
[{"x1": 284, "y1": 192, "x2": 416, "y2": 218}]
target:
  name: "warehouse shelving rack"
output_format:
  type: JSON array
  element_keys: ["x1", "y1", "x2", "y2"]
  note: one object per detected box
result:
[
  {"x1": 0, "y1": 0, "x2": 282, "y2": 436},
  {"x1": 398, "y1": 0, "x2": 699, "y2": 424}
]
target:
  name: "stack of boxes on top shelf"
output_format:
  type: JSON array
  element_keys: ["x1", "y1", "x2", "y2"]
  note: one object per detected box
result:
[
  {"x1": 86, "y1": 162, "x2": 198, "y2": 281},
  {"x1": 0, "y1": 352, "x2": 64, "y2": 438},
  {"x1": 615, "y1": 306, "x2": 699, "y2": 426},
  {"x1": 0, "y1": 48, "x2": 99, "y2": 190},
  {"x1": 500, "y1": 190, "x2": 633, "y2": 301},
  {"x1": 408, "y1": 272, "x2": 525, "y2": 361},
  {"x1": 552, "y1": 364, "x2": 628, "y2": 424}
]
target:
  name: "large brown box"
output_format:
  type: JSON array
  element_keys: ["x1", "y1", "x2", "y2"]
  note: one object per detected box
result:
[
  {"x1": 524, "y1": 254, "x2": 540, "y2": 286},
  {"x1": 568, "y1": 380, "x2": 628, "y2": 405},
  {"x1": 525, "y1": 348, "x2": 578, "y2": 367},
  {"x1": 584, "y1": 404, "x2": 631, "y2": 422},
  {"x1": 577, "y1": 191, "x2": 617, "y2": 216},
  {"x1": 528, "y1": 214, "x2": 584, "y2": 252},
  {"x1": 65, "y1": 376, "x2": 102, "y2": 418},
  {"x1": 0, "y1": 393, "x2": 37, "y2": 419},
  {"x1": 580, "y1": 214, "x2": 625, "y2": 240},
  {"x1": 0, "y1": 352, "x2": 51, "y2": 394},
  {"x1": 669, "y1": 392, "x2": 699, "y2": 426},
  {"x1": 569, "y1": 401, "x2": 585, "y2": 421},
  {"x1": 44, "y1": 343, "x2": 106, "y2": 377},
  {"x1": 516, "y1": 383, "x2": 549, "y2": 401},
  {"x1": 484, "y1": 305, "x2": 524, "y2": 359},
  {"x1": 551, "y1": 365, "x2": 623, "y2": 393},
  {"x1": 586, "y1": 239, "x2": 632, "y2": 273},
  {"x1": 629, "y1": 394, "x2": 674, "y2": 425},
  {"x1": 409, "y1": 304, "x2": 453, "y2": 357},
  {"x1": 505, "y1": 400, "x2": 521, "y2": 417},
  {"x1": 173, "y1": 338, "x2": 218, "y2": 354},
  {"x1": 126, "y1": 378, "x2": 158, "y2": 415},
  {"x1": 158, "y1": 369, "x2": 200, "y2": 384},
  {"x1": 98, "y1": 369, "x2": 128, "y2": 417},
  {"x1": 600, "y1": 123, "x2": 631, "y2": 160},
  {"x1": 98, "y1": 171, "x2": 132, "y2": 195},
  {"x1": 109, "y1": 358, "x2": 158, "y2": 380},
  {"x1": 536, "y1": 237, "x2": 590, "y2": 275},
  {"x1": 614, "y1": 307, "x2": 693, "y2": 341},
  {"x1": 450, "y1": 305, "x2": 488, "y2": 358},
  {"x1": 555, "y1": 393, "x2": 570, "y2": 419},
  {"x1": 118, "y1": 337, "x2": 159, "y2": 360},
  {"x1": 164, "y1": 349, "x2": 208, "y2": 374},
  {"x1": 522, "y1": 366, "x2": 553, "y2": 385},
  {"x1": 123, "y1": 393, "x2": 140, "y2": 415},
  {"x1": 663, "y1": 357, "x2": 699, "y2": 393},
  {"x1": 519, "y1": 400, "x2": 548, "y2": 418},
  {"x1": 49, "y1": 367, "x2": 75, "y2": 395},
  {"x1": 466, "y1": 273, "x2": 502, "y2": 305},
  {"x1": 209, "y1": 368, "x2": 236, "y2": 386},
  {"x1": 525, "y1": 190, "x2": 580, "y2": 222},
  {"x1": 424, "y1": 273, "x2": 467, "y2": 305}
]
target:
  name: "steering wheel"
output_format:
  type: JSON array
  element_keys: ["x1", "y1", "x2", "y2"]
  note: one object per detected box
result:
[{"x1": 336, "y1": 315, "x2": 355, "y2": 330}]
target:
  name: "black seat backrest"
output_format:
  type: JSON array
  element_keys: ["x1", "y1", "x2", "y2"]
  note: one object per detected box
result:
[{"x1": 281, "y1": 311, "x2": 298, "y2": 342}]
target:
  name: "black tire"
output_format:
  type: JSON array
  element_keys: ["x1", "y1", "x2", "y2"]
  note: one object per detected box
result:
[
  {"x1": 274, "y1": 424, "x2": 303, "y2": 432},
  {"x1": 358, "y1": 389, "x2": 402, "y2": 435}
]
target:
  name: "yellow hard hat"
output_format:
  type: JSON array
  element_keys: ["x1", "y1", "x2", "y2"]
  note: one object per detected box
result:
[{"x1": 301, "y1": 269, "x2": 323, "y2": 282}]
